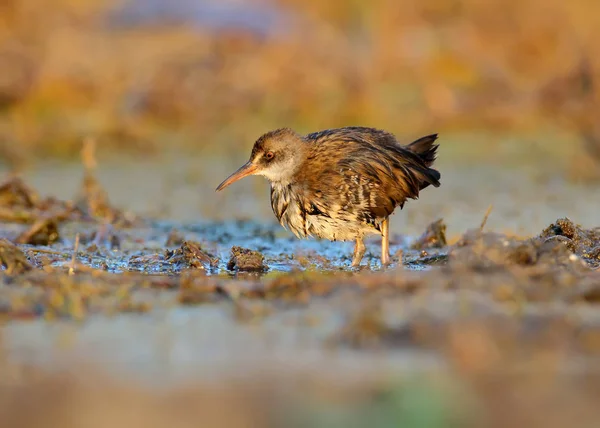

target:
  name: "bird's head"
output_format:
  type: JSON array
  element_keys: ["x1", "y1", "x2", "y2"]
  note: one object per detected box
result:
[{"x1": 216, "y1": 128, "x2": 306, "y2": 191}]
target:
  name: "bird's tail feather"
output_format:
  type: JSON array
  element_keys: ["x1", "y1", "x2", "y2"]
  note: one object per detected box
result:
[
  {"x1": 418, "y1": 169, "x2": 440, "y2": 190},
  {"x1": 405, "y1": 134, "x2": 440, "y2": 190},
  {"x1": 406, "y1": 134, "x2": 439, "y2": 167}
]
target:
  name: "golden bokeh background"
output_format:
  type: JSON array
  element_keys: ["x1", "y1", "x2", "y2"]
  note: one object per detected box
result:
[{"x1": 1, "y1": 0, "x2": 598, "y2": 173}]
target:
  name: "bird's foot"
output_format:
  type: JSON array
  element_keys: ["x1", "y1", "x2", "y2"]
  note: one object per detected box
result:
[
  {"x1": 381, "y1": 252, "x2": 390, "y2": 267},
  {"x1": 380, "y1": 217, "x2": 390, "y2": 267},
  {"x1": 351, "y1": 238, "x2": 366, "y2": 267}
]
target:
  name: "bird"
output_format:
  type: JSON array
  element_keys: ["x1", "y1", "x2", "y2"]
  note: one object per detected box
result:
[{"x1": 216, "y1": 127, "x2": 441, "y2": 267}]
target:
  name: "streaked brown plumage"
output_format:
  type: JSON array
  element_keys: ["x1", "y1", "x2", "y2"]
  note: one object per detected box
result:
[{"x1": 216, "y1": 127, "x2": 441, "y2": 267}]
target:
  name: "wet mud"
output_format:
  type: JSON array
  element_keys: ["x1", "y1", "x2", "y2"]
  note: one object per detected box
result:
[{"x1": 0, "y1": 167, "x2": 598, "y2": 324}]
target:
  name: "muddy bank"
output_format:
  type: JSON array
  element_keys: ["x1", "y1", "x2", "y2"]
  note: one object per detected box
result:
[{"x1": 0, "y1": 169, "x2": 598, "y2": 335}]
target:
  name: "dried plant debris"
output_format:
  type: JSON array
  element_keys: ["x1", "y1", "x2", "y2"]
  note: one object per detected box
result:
[
  {"x1": 405, "y1": 252, "x2": 449, "y2": 267},
  {"x1": 227, "y1": 246, "x2": 267, "y2": 272},
  {"x1": 15, "y1": 217, "x2": 60, "y2": 246},
  {"x1": 0, "y1": 239, "x2": 33, "y2": 274},
  {"x1": 450, "y1": 218, "x2": 599, "y2": 271},
  {"x1": 331, "y1": 304, "x2": 420, "y2": 349},
  {"x1": 0, "y1": 176, "x2": 38, "y2": 209},
  {"x1": 178, "y1": 288, "x2": 223, "y2": 305},
  {"x1": 399, "y1": 219, "x2": 450, "y2": 267},
  {"x1": 0, "y1": 176, "x2": 81, "y2": 224},
  {"x1": 165, "y1": 229, "x2": 185, "y2": 247},
  {"x1": 166, "y1": 241, "x2": 216, "y2": 270},
  {"x1": 421, "y1": 217, "x2": 600, "y2": 306},
  {"x1": 0, "y1": 271, "x2": 163, "y2": 320},
  {"x1": 260, "y1": 272, "x2": 335, "y2": 302},
  {"x1": 79, "y1": 223, "x2": 121, "y2": 251},
  {"x1": 177, "y1": 274, "x2": 226, "y2": 305},
  {"x1": 128, "y1": 242, "x2": 217, "y2": 274},
  {"x1": 411, "y1": 218, "x2": 448, "y2": 250},
  {"x1": 563, "y1": 278, "x2": 600, "y2": 303},
  {"x1": 0, "y1": 212, "x2": 599, "y2": 321},
  {"x1": 0, "y1": 144, "x2": 137, "y2": 229},
  {"x1": 451, "y1": 231, "x2": 572, "y2": 271},
  {"x1": 75, "y1": 172, "x2": 115, "y2": 222},
  {"x1": 74, "y1": 138, "x2": 139, "y2": 227}
]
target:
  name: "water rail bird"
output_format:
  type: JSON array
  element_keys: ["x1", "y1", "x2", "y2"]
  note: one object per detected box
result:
[{"x1": 216, "y1": 127, "x2": 441, "y2": 267}]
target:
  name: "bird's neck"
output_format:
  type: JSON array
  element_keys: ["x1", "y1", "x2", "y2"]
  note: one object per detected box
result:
[
  {"x1": 261, "y1": 148, "x2": 306, "y2": 185},
  {"x1": 267, "y1": 175, "x2": 293, "y2": 187}
]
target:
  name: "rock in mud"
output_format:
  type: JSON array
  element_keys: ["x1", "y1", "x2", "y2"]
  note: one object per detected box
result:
[
  {"x1": 227, "y1": 246, "x2": 267, "y2": 272},
  {"x1": 538, "y1": 217, "x2": 600, "y2": 267},
  {"x1": 0, "y1": 238, "x2": 33, "y2": 274},
  {"x1": 411, "y1": 218, "x2": 447, "y2": 250},
  {"x1": 542, "y1": 218, "x2": 573, "y2": 238}
]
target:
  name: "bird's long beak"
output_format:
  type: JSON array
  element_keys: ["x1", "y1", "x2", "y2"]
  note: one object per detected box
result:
[{"x1": 215, "y1": 161, "x2": 258, "y2": 191}]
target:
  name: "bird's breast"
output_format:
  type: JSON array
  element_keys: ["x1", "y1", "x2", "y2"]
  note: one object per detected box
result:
[
  {"x1": 270, "y1": 183, "x2": 291, "y2": 223},
  {"x1": 270, "y1": 182, "x2": 380, "y2": 241},
  {"x1": 270, "y1": 183, "x2": 307, "y2": 238}
]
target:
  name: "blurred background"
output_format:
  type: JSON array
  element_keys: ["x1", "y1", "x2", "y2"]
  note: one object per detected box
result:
[{"x1": 1, "y1": 0, "x2": 599, "y2": 230}]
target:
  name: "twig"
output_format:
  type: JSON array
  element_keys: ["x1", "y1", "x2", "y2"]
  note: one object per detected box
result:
[
  {"x1": 479, "y1": 204, "x2": 493, "y2": 232},
  {"x1": 69, "y1": 233, "x2": 80, "y2": 275},
  {"x1": 16, "y1": 217, "x2": 54, "y2": 244},
  {"x1": 81, "y1": 137, "x2": 97, "y2": 172},
  {"x1": 26, "y1": 248, "x2": 67, "y2": 256}
]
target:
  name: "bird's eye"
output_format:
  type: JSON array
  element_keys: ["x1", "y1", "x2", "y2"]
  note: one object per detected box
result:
[{"x1": 265, "y1": 151, "x2": 274, "y2": 160}]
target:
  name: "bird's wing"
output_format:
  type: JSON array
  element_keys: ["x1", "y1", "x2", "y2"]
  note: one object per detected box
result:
[
  {"x1": 307, "y1": 127, "x2": 439, "y2": 191},
  {"x1": 297, "y1": 129, "x2": 435, "y2": 227}
]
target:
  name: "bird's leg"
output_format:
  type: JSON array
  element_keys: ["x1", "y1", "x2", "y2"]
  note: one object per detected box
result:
[
  {"x1": 381, "y1": 217, "x2": 390, "y2": 266},
  {"x1": 352, "y1": 237, "x2": 366, "y2": 267}
]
